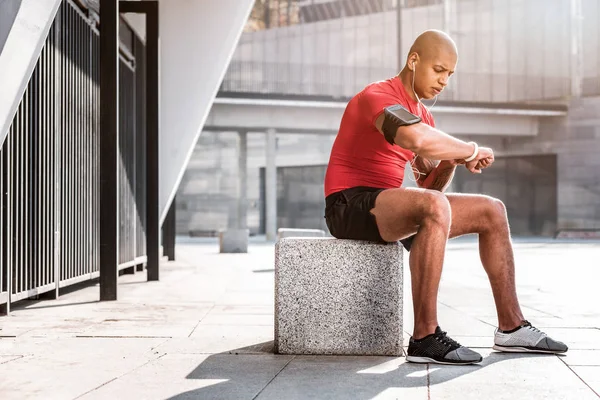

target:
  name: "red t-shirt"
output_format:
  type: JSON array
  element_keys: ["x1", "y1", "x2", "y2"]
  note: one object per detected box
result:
[{"x1": 324, "y1": 76, "x2": 435, "y2": 197}]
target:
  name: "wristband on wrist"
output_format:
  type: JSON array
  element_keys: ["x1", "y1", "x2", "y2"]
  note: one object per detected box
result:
[{"x1": 464, "y1": 142, "x2": 479, "y2": 162}]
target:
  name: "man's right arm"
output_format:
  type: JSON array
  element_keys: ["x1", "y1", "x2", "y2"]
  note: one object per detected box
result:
[{"x1": 374, "y1": 114, "x2": 493, "y2": 172}]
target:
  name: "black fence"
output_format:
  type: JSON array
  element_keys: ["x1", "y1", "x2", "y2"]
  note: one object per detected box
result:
[{"x1": 0, "y1": 0, "x2": 147, "y2": 312}]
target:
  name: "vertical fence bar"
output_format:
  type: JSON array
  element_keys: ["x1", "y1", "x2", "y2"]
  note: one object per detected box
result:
[
  {"x1": 1, "y1": 130, "x2": 3, "y2": 311},
  {"x1": 24, "y1": 86, "x2": 29, "y2": 296},
  {"x1": 0, "y1": 134, "x2": 5, "y2": 314},
  {"x1": 39, "y1": 44, "x2": 45, "y2": 291},
  {"x1": 76, "y1": 11, "x2": 81, "y2": 281},
  {"x1": 65, "y1": 4, "x2": 71, "y2": 285},
  {"x1": 54, "y1": 4, "x2": 62, "y2": 297},
  {"x1": 17, "y1": 98, "x2": 23, "y2": 297},
  {"x1": 7, "y1": 130, "x2": 12, "y2": 313},
  {"x1": 69, "y1": 4, "x2": 74, "y2": 284},
  {"x1": 59, "y1": 4, "x2": 65, "y2": 288},
  {"x1": 52, "y1": 13, "x2": 59, "y2": 295},
  {"x1": 84, "y1": 19, "x2": 89, "y2": 278},
  {"x1": 1, "y1": 134, "x2": 11, "y2": 314},
  {"x1": 133, "y1": 31, "x2": 146, "y2": 271}
]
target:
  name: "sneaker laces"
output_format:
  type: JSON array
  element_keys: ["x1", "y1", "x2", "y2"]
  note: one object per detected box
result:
[
  {"x1": 522, "y1": 320, "x2": 543, "y2": 334},
  {"x1": 435, "y1": 330, "x2": 462, "y2": 348}
]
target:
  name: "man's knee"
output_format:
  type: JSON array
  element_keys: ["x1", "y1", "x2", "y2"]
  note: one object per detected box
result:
[
  {"x1": 422, "y1": 191, "x2": 451, "y2": 227},
  {"x1": 485, "y1": 197, "x2": 508, "y2": 227}
]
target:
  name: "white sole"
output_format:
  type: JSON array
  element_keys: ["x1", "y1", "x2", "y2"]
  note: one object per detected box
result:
[
  {"x1": 406, "y1": 356, "x2": 482, "y2": 365},
  {"x1": 493, "y1": 345, "x2": 567, "y2": 354}
]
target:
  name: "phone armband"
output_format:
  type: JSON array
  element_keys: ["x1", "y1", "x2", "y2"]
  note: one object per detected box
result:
[{"x1": 382, "y1": 105, "x2": 422, "y2": 146}]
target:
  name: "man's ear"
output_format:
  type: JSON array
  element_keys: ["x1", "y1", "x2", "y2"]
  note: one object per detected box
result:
[{"x1": 408, "y1": 53, "x2": 420, "y2": 71}]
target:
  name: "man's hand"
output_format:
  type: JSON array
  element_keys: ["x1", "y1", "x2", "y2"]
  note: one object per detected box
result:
[
  {"x1": 465, "y1": 147, "x2": 494, "y2": 174},
  {"x1": 476, "y1": 156, "x2": 494, "y2": 170}
]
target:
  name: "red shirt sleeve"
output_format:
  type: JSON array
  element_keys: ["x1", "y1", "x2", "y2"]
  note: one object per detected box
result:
[{"x1": 357, "y1": 86, "x2": 401, "y2": 126}]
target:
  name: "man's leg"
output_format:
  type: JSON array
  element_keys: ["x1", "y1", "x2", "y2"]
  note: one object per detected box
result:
[
  {"x1": 445, "y1": 193, "x2": 524, "y2": 330},
  {"x1": 445, "y1": 193, "x2": 568, "y2": 354},
  {"x1": 371, "y1": 187, "x2": 451, "y2": 339},
  {"x1": 372, "y1": 187, "x2": 484, "y2": 364}
]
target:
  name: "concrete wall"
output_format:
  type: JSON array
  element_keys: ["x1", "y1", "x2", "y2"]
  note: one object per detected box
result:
[
  {"x1": 499, "y1": 96, "x2": 600, "y2": 231},
  {"x1": 176, "y1": 131, "x2": 336, "y2": 235},
  {"x1": 158, "y1": 0, "x2": 254, "y2": 223}
]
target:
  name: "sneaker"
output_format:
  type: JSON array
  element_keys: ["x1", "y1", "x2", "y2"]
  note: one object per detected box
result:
[
  {"x1": 406, "y1": 326, "x2": 483, "y2": 365},
  {"x1": 493, "y1": 320, "x2": 568, "y2": 354}
]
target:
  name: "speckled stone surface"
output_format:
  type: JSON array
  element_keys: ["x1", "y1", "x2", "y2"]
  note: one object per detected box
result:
[
  {"x1": 219, "y1": 229, "x2": 249, "y2": 253},
  {"x1": 277, "y1": 228, "x2": 326, "y2": 239},
  {"x1": 274, "y1": 238, "x2": 404, "y2": 356}
]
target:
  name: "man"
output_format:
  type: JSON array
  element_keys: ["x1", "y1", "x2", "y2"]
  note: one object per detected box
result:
[{"x1": 323, "y1": 30, "x2": 567, "y2": 365}]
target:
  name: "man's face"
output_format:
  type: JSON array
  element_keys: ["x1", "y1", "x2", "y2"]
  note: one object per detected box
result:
[{"x1": 414, "y1": 50, "x2": 457, "y2": 100}]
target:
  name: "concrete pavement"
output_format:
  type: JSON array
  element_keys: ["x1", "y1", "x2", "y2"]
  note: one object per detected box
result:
[{"x1": 0, "y1": 237, "x2": 599, "y2": 399}]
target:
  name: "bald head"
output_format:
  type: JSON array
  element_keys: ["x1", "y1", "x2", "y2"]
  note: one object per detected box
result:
[
  {"x1": 408, "y1": 30, "x2": 458, "y2": 65},
  {"x1": 400, "y1": 30, "x2": 458, "y2": 100}
]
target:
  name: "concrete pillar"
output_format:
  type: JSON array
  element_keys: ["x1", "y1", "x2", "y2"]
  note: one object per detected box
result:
[
  {"x1": 266, "y1": 128, "x2": 277, "y2": 241},
  {"x1": 237, "y1": 131, "x2": 248, "y2": 229},
  {"x1": 221, "y1": 131, "x2": 249, "y2": 253}
]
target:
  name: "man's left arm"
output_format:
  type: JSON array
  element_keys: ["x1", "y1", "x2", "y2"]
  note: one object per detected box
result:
[{"x1": 413, "y1": 156, "x2": 457, "y2": 192}]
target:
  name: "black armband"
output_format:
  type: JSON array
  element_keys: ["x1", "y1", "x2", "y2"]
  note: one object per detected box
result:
[{"x1": 381, "y1": 104, "x2": 422, "y2": 146}]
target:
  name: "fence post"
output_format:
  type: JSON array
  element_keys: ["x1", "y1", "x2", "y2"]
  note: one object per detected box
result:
[
  {"x1": 99, "y1": 0, "x2": 120, "y2": 301},
  {"x1": 162, "y1": 195, "x2": 176, "y2": 261}
]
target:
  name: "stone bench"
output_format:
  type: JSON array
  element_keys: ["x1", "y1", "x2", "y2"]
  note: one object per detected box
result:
[
  {"x1": 274, "y1": 237, "x2": 404, "y2": 356},
  {"x1": 277, "y1": 228, "x2": 326, "y2": 239},
  {"x1": 219, "y1": 229, "x2": 249, "y2": 253}
]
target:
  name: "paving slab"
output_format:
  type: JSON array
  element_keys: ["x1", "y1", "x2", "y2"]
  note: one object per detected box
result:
[
  {"x1": 255, "y1": 355, "x2": 428, "y2": 400},
  {"x1": 0, "y1": 337, "x2": 165, "y2": 400},
  {"x1": 209, "y1": 305, "x2": 274, "y2": 315},
  {"x1": 198, "y1": 312, "x2": 274, "y2": 326},
  {"x1": 78, "y1": 353, "x2": 294, "y2": 400},
  {"x1": 429, "y1": 350, "x2": 598, "y2": 400},
  {"x1": 561, "y1": 350, "x2": 600, "y2": 366},
  {"x1": 157, "y1": 325, "x2": 275, "y2": 354},
  {"x1": 571, "y1": 366, "x2": 600, "y2": 396}
]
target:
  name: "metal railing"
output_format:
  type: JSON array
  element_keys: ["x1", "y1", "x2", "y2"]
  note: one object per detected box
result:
[
  {"x1": 118, "y1": 55, "x2": 147, "y2": 270},
  {"x1": 220, "y1": 60, "x2": 572, "y2": 103},
  {"x1": 0, "y1": 16, "x2": 61, "y2": 303},
  {"x1": 220, "y1": 60, "x2": 396, "y2": 99},
  {"x1": 57, "y1": 2, "x2": 100, "y2": 288},
  {"x1": 1, "y1": 0, "x2": 147, "y2": 311}
]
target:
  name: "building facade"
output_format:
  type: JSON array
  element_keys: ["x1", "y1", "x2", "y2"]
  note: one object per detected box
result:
[{"x1": 178, "y1": 0, "x2": 600, "y2": 238}]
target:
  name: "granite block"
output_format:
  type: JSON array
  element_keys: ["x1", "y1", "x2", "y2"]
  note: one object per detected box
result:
[
  {"x1": 274, "y1": 238, "x2": 404, "y2": 356},
  {"x1": 277, "y1": 228, "x2": 326, "y2": 239},
  {"x1": 219, "y1": 229, "x2": 249, "y2": 253}
]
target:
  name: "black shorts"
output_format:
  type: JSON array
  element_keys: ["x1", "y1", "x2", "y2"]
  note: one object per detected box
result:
[{"x1": 324, "y1": 186, "x2": 415, "y2": 251}]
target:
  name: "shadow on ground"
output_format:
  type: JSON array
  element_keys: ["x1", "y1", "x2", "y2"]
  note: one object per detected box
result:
[{"x1": 167, "y1": 341, "x2": 554, "y2": 400}]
